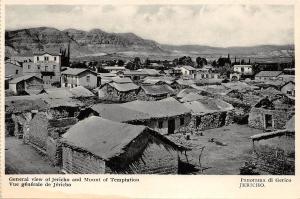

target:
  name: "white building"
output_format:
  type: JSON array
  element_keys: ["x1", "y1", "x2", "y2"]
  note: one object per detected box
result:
[
  {"x1": 233, "y1": 65, "x2": 253, "y2": 76},
  {"x1": 180, "y1": 65, "x2": 196, "y2": 78}
]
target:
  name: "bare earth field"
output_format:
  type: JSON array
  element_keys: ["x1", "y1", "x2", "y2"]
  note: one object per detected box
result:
[
  {"x1": 5, "y1": 137, "x2": 60, "y2": 174},
  {"x1": 5, "y1": 124, "x2": 263, "y2": 174},
  {"x1": 167, "y1": 124, "x2": 264, "y2": 175}
]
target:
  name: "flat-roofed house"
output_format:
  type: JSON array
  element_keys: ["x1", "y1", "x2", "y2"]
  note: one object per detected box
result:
[
  {"x1": 61, "y1": 116, "x2": 189, "y2": 174},
  {"x1": 255, "y1": 71, "x2": 282, "y2": 81},
  {"x1": 61, "y1": 68, "x2": 97, "y2": 89}
]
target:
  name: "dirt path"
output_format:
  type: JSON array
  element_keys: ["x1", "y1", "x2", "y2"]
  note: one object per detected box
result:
[
  {"x1": 5, "y1": 136, "x2": 60, "y2": 174},
  {"x1": 167, "y1": 124, "x2": 264, "y2": 174}
]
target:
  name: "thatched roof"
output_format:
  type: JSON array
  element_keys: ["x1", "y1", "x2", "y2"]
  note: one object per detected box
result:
[
  {"x1": 9, "y1": 74, "x2": 42, "y2": 84},
  {"x1": 222, "y1": 82, "x2": 259, "y2": 91},
  {"x1": 255, "y1": 71, "x2": 282, "y2": 77},
  {"x1": 111, "y1": 77, "x2": 133, "y2": 84},
  {"x1": 140, "y1": 84, "x2": 174, "y2": 96},
  {"x1": 91, "y1": 104, "x2": 151, "y2": 122},
  {"x1": 43, "y1": 88, "x2": 74, "y2": 98},
  {"x1": 70, "y1": 86, "x2": 95, "y2": 97},
  {"x1": 179, "y1": 92, "x2": 205, "y2": 102},
  {"x1": 62, "y1": 116, "x2": 188, "y2": 161},
  {"x1": 5, "y1": 93, "x2": 83, "y2": 113},
  {"x1": 183, "y1": 97, "x2": 234, "y2": 114},
  {"x1": 120, "y1": 97, "x2": 191, "y2": 118},
  {"x1": 176, "y1": 79, "x2": 195, "y2": 86},
  {"x1": 177, "y1": 88, "x2": 201, "y2": 98},
  {"x1": 108, "y1": 82, "x2": 139, "y2": 92}
]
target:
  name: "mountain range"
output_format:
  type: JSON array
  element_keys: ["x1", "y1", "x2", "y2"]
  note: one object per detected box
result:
[{"x1": 5, "y1": 27, "x2": 294, "y2": 61}]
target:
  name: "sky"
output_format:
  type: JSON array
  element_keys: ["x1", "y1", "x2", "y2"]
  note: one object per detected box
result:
[{"x1": 5, "y1": 4, "x2": 294, "y2": 47}]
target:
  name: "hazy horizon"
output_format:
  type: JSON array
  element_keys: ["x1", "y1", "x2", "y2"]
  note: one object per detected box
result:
[{"x1": 6, "y1": 5, "x2": 294, "y2": 47}]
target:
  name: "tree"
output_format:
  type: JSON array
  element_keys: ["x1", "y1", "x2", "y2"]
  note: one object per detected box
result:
[
  {"x1": 117, "y1": 59, "x2": 124, "y2": 66},
  {"x1": 144, "y1": 58, "x2": 150, "y2": 68},
  {"x1": 178, "y1": 56, "x2": 194, "y2": 66},
  {"x1": 133, "y1": 57, "x2": 141, "y2": 70},
  {"x1": 196, "y1": 57, "x2": 208, "y2": 68},
  {"x1": 71, "y1": 62, "x2": 87, "y2": 68}
]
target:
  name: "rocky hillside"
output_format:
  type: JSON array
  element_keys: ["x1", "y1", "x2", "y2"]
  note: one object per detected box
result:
[
  {"x1": 5, "y1": 27, "x2": 294, "y2": 60},
  {"x1": 5, "y1": 27, "x2": 163, "y2": 57}
]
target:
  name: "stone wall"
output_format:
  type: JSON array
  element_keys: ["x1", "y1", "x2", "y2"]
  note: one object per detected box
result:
[
  {"x1": 136, "y1": 89, "x2": 168, "y2": 101},
  {"x1": 252, "y1": 135, "x2": 295, "y2": 174},
  {"x1": 99, "y1": 84, "x2": 138, "y2": 102},
  {"x1": 188, "y1": 111, "x2": 233, "y2": 131},
  {"x1": 248, "y1": 107, "x2": 293, "y2": 130}
]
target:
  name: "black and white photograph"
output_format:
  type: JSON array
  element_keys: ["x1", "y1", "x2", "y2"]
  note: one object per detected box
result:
[{"x1": 4, "y1": 4, "x2": 295, "y2": 175}]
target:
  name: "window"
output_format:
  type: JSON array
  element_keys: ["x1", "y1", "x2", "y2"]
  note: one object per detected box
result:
[
  {"x1": 54, "y1": 57, "x2": 57, "y2": 61},
  {"x1": 287, "y1": 90, "x2": 292, "y2": 95},
  {"x1": 45, "y1": 56, "x2": 49, "y2": 61},
  {"x1": 16, "y1": 70, "x2": 18, "y2": 74},
  {"x1": 37, "y1": 65, "x2": 40, "y2": 70},
  {"x1": 86, "y1": 75, "x2": 90, "y2": 82},
  {"x1": 45, "y1": 66, "x2": 48, "y2": 71},
  {"x1": 53, "y1": 65, "x2": 56, "y2": 70},
  {"x1": 158, "y1": 121, "x2": 163, "y2": 129},
  {"x1": 28, "y1": 65, "x2": 31, "y2": 69},
  {"x1": 50, "y1": 76, "x2": 52, "y2": 80},
  {"x1": 37, "y1": 57, "x2": 39, "y2": 61},
  {"x1": 180, "y1": 117, "x2": 184, "y2": 126}
]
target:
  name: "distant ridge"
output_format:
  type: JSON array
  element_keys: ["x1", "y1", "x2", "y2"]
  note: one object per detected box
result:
[{"x1": 5, "y1": 27, "x2": 294, "y2": 59}]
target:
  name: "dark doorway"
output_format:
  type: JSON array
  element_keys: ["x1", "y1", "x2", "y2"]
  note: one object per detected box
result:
[
  {"x1": 265, "y1": 114, "x2": 273, "y2": 129},
  {"x1": 168, "y1": 119, "x2": 175, "y2": 134}
]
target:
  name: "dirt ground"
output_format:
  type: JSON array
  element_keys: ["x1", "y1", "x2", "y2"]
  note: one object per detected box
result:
[
  {"x1": 5, "y1": 136, "x2": 60, "y2": 174},
  {"x1": 167, "y1": 124, "x2": 264, "y2": 174},
  {"x1": 5, "y1": 124, "x2": 263, "y2": 175}
]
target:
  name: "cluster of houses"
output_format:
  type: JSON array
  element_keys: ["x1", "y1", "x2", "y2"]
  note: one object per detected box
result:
[{"x1": 5, "y1": 51, "x2": 295, "y2": 174}]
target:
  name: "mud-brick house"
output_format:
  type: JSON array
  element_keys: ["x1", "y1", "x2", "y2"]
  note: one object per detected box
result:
[
  {"x1": 61, "y1": 116, "x2": 190, "y2": 174},
  {"x1": 61, "y1": 68, "x2": 98, "y2": 89},
  {"x1": 9, "y1": 75, "x2": 44, "y2": 95},
  {"x1": 26, "y1": 97, "x2": 83, "y2": 165},
  {"x1": 183, "y1": 97, "x2": 234, "y2": 131},
  {"x1": 281, "y1": 81, "x2": 295, "y2": 97},
  {"x1": 137, "y1": 84, "x2": 175, "y2": 101},
  {"x1": 248, "y1": 97, "x2": 294, "y2": 131},
  {"x1": 77, "y1": 98, "x2": 191, "y2": 135},
  {"x1": 5, "y1": 62, "x2": 23, "y2": 89},
  {"x1": 99, "y1": 82, "x2": 140, "y2": 102},
  {"x1": 5, "y1": 95, "x2": 49, "y2": 138},
  {"x1": 250, "y1": 116, "x2": 295, "y2": 175}
]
